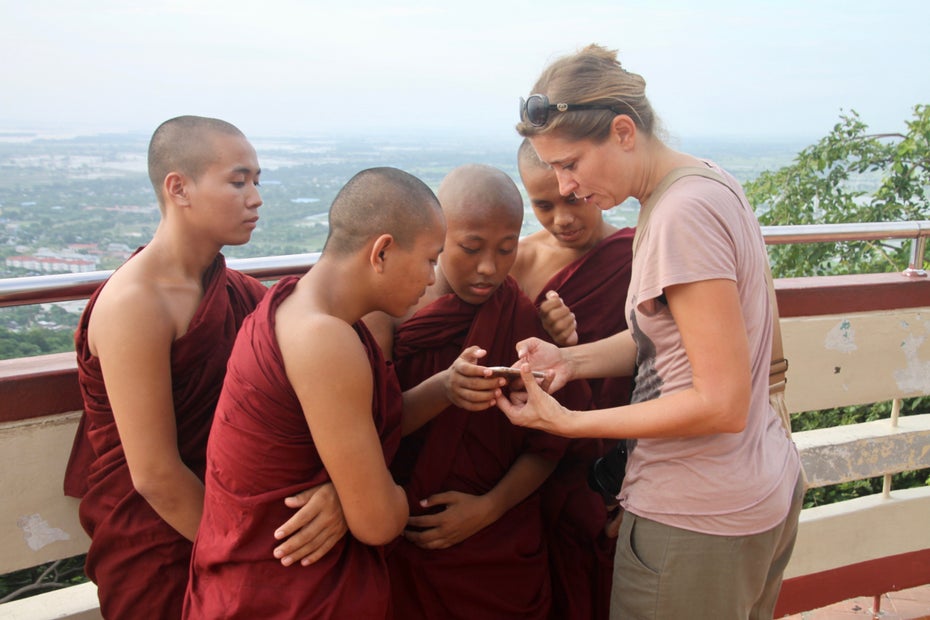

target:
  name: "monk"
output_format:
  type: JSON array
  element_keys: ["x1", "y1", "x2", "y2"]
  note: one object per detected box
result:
[
  {"x1": 511, "y1": 138, "x2": 635, "y2": 620},
  {"x1": 183, "y1": 167, "x2": 446, "y2": 619},
  {"x1": 63, "y1": 116, "x2": 344, "y2": 619},
  {"x1": 381, "y1": 164, "x2": 587, "y2": 620}
]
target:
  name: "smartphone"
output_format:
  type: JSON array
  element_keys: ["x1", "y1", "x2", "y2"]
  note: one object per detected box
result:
[{"x1": 486, "y1": 366, "x2": 546, "y2": 380}]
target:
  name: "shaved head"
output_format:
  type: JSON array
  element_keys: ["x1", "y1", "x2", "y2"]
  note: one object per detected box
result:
[
  {"x1": 148, "y1": 115, "x2": 246, "y2": 206},
  {"x1": 517, "y1": 138, "x2": 548, "y2": 173},
  {"x1": 437, "y1": 164, "x2": 523, "y2": 227},
  {"x1": 323, "y1": 167, "x2": 443, "y2": 256}
]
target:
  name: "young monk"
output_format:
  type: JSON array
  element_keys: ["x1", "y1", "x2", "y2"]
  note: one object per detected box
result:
[
  {"x1": 183, "y1": 167, "x2": 445, "y2": 619},
  {"x1": 512, "y1": 138, "x2": 635, "y2": 620},
  {"x1": 381, "y1": 163, "x2": 587, "y2": 620},
  {"x1": 63, "y1": 116, "x2": 343, "y2": 619}
]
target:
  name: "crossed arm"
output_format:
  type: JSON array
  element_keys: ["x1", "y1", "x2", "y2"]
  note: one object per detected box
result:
[{"x1": 93, "y1": 285, "x2": 347, "y2": 563}]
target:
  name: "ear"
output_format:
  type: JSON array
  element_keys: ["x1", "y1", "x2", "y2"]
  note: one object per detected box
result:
[
  {"x1": 164, "y1": 172, "x2": 190, "y2": 207},
  {"x1": 370, "y1": 234, "x2": 394, "y2": 272},
  {"x1": 610, "y1": 114, "x2": 637, "y2": 150}
]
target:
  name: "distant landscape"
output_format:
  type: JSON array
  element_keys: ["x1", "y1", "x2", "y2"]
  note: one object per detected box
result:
[{"x1": 0, "y1": 130, "x2": 809, "y2": 359}]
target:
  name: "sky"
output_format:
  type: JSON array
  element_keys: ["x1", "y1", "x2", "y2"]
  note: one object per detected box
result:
[{"x1": 1, "y1": 0, "x2": 928, "y2": 143}]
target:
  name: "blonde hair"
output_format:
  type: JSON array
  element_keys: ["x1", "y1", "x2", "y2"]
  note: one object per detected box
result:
[{"x1": 516, "y1": 44, "x2": 657, "y2": 142}]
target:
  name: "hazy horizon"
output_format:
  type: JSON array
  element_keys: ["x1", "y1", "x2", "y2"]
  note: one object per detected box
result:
[{"x1": 2, "y1": 1, "x2": 928, "y2": 144}]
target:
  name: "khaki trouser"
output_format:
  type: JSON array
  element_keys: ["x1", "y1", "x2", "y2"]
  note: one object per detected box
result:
[{"x1": 610, "y1": 472, "x2": 805, "y2": 620}]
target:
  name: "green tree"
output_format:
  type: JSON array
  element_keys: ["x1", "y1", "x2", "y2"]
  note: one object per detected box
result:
[{"x1": 744, "y1": 104, "x2": 930, "y2": 277}]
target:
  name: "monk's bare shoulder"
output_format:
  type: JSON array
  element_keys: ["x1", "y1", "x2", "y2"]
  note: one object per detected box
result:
[
  {"x1": 512, "y1": 231, "x2": 552, "y2": 292},
  {"x1": 277, "y1": 309, "x2": 371, "y2": 392},
  {"x1": 88, "y1": 257, "x2": 183, "y2": 355}
]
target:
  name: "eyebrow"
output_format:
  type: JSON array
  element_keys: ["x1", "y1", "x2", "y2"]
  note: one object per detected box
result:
[{"x1": 232, "y1": 166, "x2": 261, "y2": 175}]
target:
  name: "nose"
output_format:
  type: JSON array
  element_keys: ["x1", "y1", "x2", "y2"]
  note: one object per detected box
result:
[
  {"x1": 249, "y1": 183, "x2": 263, "y2": 209},
  {"x1": 554, "y1": 168, "x2": 578, "y2": 197},
  {"x1": 476, "y1": 253, "x2": 496, "y2": 276},
  {"x1": 553, "y1": 206, "x2": 574, "y2": 227}
]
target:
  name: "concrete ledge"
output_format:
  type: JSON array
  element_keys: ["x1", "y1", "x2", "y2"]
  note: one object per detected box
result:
[
  {"x1": 0, "y1": 581, "x2": 100, "y2": 620},
  {"x1": 0, "y1": 352, "x2": 81, "y2": 423},
  {"x1": 0, "y1": 412, "x2": 89, "y2": 574},
  {"x1": 794, "y1": 413, "x2": 930, "y2": 488},
  {"x1": 786, "y1": 485, "x2": 930, "y2": 578}
]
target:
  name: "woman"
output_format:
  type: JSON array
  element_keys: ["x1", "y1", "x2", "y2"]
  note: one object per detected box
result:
[{"x1": 498, "y1": 44, "x2": 803, "y2": 620}]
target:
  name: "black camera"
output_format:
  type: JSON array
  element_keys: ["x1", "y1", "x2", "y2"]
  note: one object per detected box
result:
[{"x1": 588, "y1": 440, "x2": 628, "y2": 505}]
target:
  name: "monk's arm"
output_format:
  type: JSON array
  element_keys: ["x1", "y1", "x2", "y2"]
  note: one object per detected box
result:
[
  {"x1": 538, "y1": 291, "x2": 579, "y2": 347},
  {"x1": 361, "y1": 310, "x2": 396, "y2": 361},
  {"x1": 405, "y1": 452, "x2": 558, "y2": 549},
  {"x1": 400, "y1": 345, "x2": 502, "y2": 435},
  {"x1": 91, "y1": 291, "x2": 204, "y2": 541},
  {"x1": 480, "y1": 452, "x2": 557, "y2": 524},
  {"x1": 283, "y1": 317, "x2": 408, "y2": 546},
  {"x1": 272, "y1": 483, "x2": 347, "y2": 567}
]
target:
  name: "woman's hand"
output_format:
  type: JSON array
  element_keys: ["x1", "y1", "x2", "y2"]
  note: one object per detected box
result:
[
  {"x1": 514, "y1": 337, "x2": 572, "y2": 393},
  {"x1": 496, "y1": 363, "x2": 575, "y2": 436}
]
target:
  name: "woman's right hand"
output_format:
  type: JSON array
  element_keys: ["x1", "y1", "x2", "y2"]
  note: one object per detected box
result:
[{"x1": 515, "y1": 337, "x2": 572, "y2": 394}]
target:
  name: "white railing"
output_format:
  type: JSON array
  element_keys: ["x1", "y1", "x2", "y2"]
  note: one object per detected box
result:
[{"x1": 1, "y1": 222, "x2": 927, "y2": 308}]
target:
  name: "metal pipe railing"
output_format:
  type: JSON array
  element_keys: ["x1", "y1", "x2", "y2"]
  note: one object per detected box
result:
[
  {"x1": 2, "y1": 222, "x2": 928, "y2": 308},
  {"x1": 760, "y1": 220, "x2": 929, "y2": 277}
]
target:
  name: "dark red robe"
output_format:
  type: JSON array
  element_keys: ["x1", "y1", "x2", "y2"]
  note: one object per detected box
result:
[
  {"x1": 183, "y1": 276, "x2": 404, "y2": 620},
  {"x1": 534, "y1": 227, "x2": 635, "y2": 620},
  {"x1": 387, "y1": 276, "x2": 586, "y2": 620},
  {"x1": 63, "y1": 253, "x2": 266, "y2": 620}
]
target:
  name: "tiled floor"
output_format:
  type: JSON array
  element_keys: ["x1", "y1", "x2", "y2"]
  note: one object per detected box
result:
[{"x1": 781, "y1": 584, "x2": 930, "y2": 619}]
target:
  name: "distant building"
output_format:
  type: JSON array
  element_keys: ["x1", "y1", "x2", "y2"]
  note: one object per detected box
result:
[
  {"x1": 6, "y1": 255, "x2": 98, "y2": 274},
  {"x1": 67, "y1": 243, "x2": 99, "y2": 252}
]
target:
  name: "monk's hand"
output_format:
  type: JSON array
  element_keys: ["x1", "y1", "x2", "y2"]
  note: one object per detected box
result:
[
  {"x1": 514, "y1": 337, "x2": 571, "y2": 394},
  {"x1": 273, "y1": 483, "x2": 347, "y2": 567},
  {"x1": 445, "y1": 345, "x2": 503, "y2": 411},
  {"x1": 605, "y1": 506, "x2": 624, "y2": 538},
  {"x1": 496, "y1": 363, "x2": 573, "y2": 435},
  {"x1": 539, "y1": 290, "x2": 579, "y2": 346},
  {"x1": 404, "y1": 491, "x2": 493, "y2": 550}
]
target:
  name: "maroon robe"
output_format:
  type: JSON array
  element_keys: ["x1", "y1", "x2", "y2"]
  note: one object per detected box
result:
[
  {"x1": 387, "y1": 276, "x2": 585, "y2": 620},
  {"x1": 183, "y1": 276, "x2": 404, "y2": 620},
  {"x1": 63, "y1": 253, "x2": 266, "y2": 620},
  {"x1": 534, "y1": 227, "x2": 635, "y2": 620}
]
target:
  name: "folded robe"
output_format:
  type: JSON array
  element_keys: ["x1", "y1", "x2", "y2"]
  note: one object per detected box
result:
[
  {"x1": 533, "y1": 227, "x2": 635, "y2": 620},
  {"x1": 388, "y1": 276, "x2": 584, "y2": 620},
  {"x1": 183, "y1": 276, "x2": 403, "y2": 620},
  {"x1": 63, "y1": 253, "x2": 267, "y2": 620}
]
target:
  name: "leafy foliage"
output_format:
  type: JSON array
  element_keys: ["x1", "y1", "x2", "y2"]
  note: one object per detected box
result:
[
  {"x1": 744, "y1": 105, "x2": 930, "y2": 277},
  {"x1": 0, "y1": 556, "x2": 86, "y2": 604}
]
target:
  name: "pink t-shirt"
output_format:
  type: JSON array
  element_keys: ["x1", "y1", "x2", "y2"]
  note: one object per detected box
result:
[{"x1": 620, "y1": 162, "x2": 801, "y2": 535}]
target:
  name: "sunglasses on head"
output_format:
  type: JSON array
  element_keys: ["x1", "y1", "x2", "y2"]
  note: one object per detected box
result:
[{"x1": 520, "y1": 93, "x2": 624, "y2": 127}]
